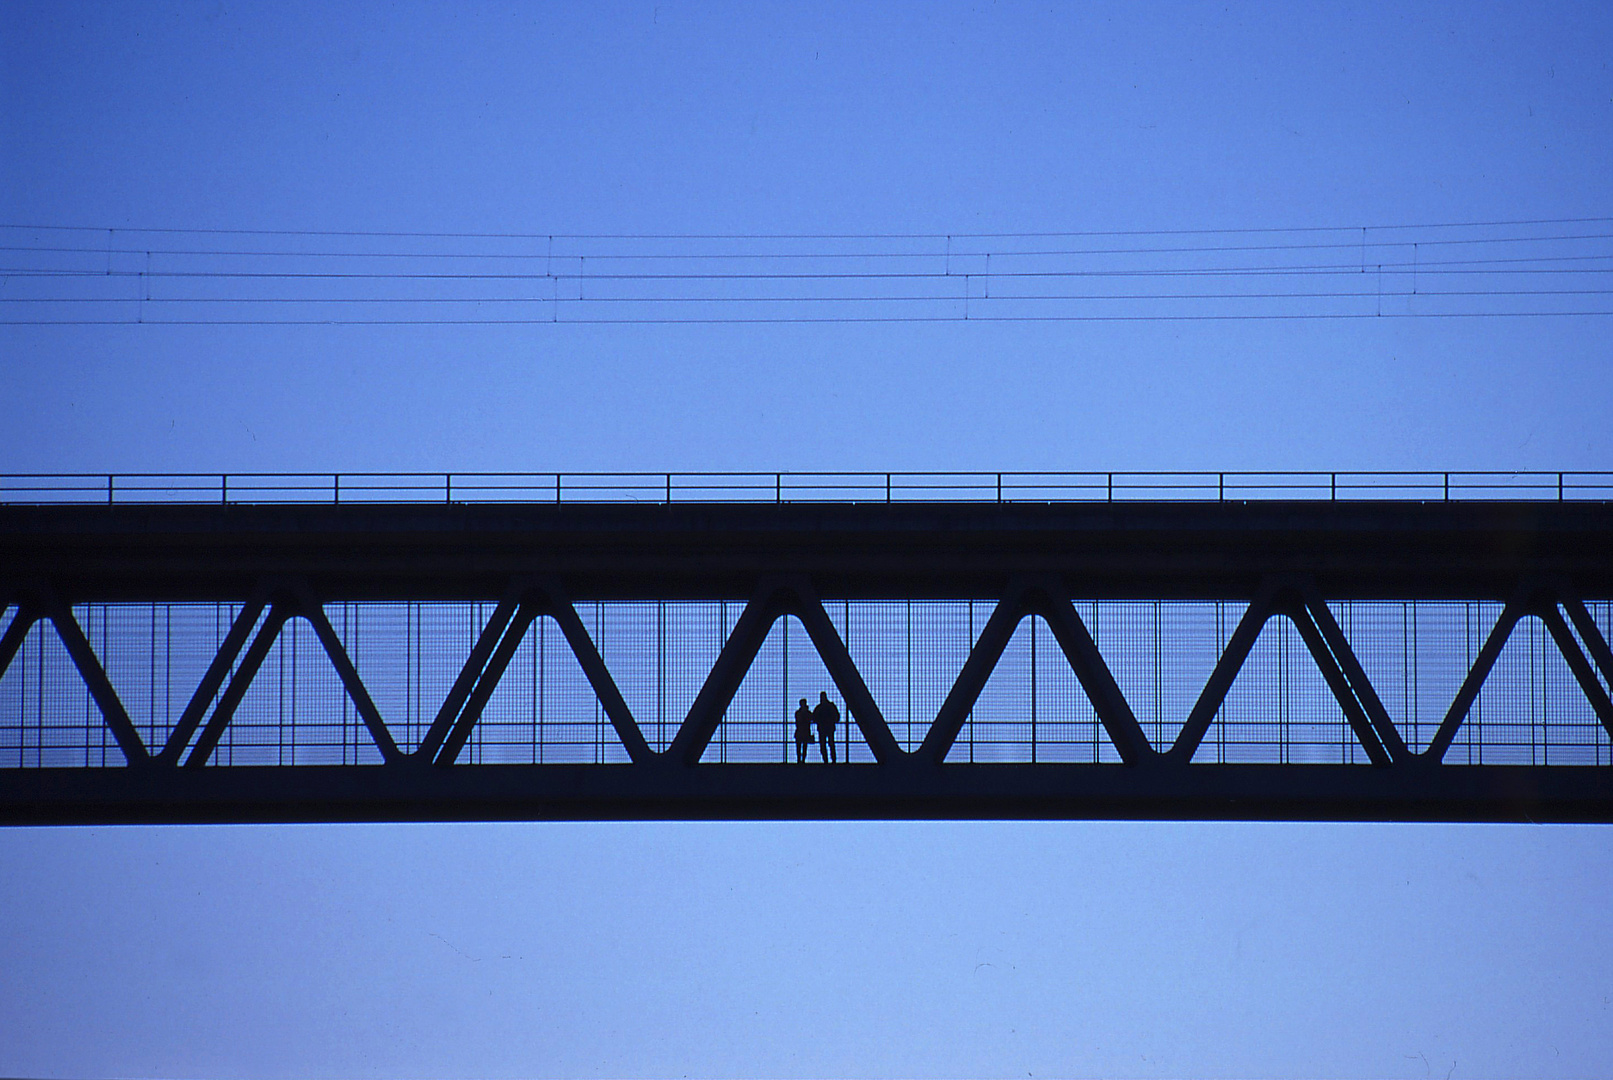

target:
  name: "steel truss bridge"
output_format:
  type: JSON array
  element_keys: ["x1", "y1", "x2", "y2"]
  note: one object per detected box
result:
[{"x1": 2, "y1": 486, "x2": 1612, "y2": 824}]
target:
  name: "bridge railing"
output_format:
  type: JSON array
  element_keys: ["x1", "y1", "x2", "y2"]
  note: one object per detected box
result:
[{"x1": 2, "y1": 470, "x2": 1612, "y2": 506}]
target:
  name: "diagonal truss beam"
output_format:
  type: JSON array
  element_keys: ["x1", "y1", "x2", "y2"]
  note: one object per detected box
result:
[
  {"x1": 920, "y1": 591, "x2": 1025, "y2": 764},
  {"x1": 0, "y1": 604, "x2": 37, "y2": 683},
  {"x1": 40, "y1": 593, "x2": 149, "y2": 766},
  {"x1": 160, "y1": 591, "x2": 270, "y2": 765},
  {"x1": 1425, "y1": 590, "x2": 1529, "y2": 763},
  {"x1": 292, "y1": 585, "x2": 402, "y2": 764},
  {"x1": 1169, "y1": 585, "x2": 1281, "y2": 761},
  {"x1": 184, "y1": 604, "x2": 290, "y2": 768},
  {"x1": 434, "y1": 584, "x2": 651, "y2": 766},
  {"x1": 1028, "y1": 585, "x2": 1153, "y2": 765},
  {"x1": 1560, "y1": 595, "x2": 1613, "y2": 692},
  {"x1": 666, "y1": 581, "x2": 904, "y2": 766},
  {"x1": 416, "y1": 592, "x2": 520, "y2": 762},
  {"x1": 783, "y1": 579, "x2": 902, "y2": 764},
  {"x1": 1539, "y1": 604, "x2": 1613, "y2": 739},
  {"x1": 920, "y1": 579, "x2": 1152, "y2": 765},
  {"x1": 1282, "y1": 600, "x2": 1391, "y2": 767},
  {"x1": 667, "y1": 584, "x2": 785, "y2": 765},
  {"x1": 1298, "y1": 584, "x2": 1410, "y2": 763}
]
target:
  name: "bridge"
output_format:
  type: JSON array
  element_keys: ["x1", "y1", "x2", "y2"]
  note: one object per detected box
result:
[{"x1": 2, "y1": 471, "x2": 1612, "y2": 824}]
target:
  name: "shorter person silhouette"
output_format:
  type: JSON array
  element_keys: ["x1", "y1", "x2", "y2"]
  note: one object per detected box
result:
[
  {"x1": 813, "y1": 691, "x2": 840, "y2": 763},
  {"x1": 793, "y1": 697, "x2": 814, "y2": 764}
]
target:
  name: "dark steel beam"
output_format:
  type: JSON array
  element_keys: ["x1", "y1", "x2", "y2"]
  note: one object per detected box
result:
[
  {"x1": 6, "y1": 500, "x2": 1613, "y2": 602},
  {"x1": 2, "y1": 761, "x2": 1609, "y2": 826}
]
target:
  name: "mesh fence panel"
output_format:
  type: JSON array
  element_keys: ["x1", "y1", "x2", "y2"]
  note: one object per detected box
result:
[{"x1": 1, "y1": 597, "x2": 1609, "y2": 766}]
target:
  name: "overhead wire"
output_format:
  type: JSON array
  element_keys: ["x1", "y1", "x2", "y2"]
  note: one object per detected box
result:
[{"x1": 3, "y1": 217, "x2": 1609, "y2": 324}]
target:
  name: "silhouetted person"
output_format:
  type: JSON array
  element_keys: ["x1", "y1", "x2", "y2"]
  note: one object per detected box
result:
[
  {"x1": 814, "y1": 691, "x2": 840, "y2": 763},
  {"x1": 793, "y1": 697, "x2": 814, "y2": 764}
]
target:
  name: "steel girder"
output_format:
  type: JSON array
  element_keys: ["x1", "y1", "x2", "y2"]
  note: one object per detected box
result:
[{"x1": 2, "y1": 501, "x2": 1612, "y2": 824}]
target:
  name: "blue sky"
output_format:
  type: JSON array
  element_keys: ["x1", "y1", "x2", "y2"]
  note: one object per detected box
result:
[{"x1": 3, "y1": 3, "x2": 1613, "y2": 1077}]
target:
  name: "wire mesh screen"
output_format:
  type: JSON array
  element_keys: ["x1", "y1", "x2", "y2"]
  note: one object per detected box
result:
[
  {"x1": 1089, "y1": 601, "x2": 1235, "y2": 754},
  {"x1": 847, "y1": 601, "x2": 974, "y2": 754},
  {"x1": 1191, "y1": 614, "x2": 1360, "y2": 764},
  {"x1": 1, "y1": 597, "x2": 1609, "y2": 766},
  {"x1": 708, "y1": 611, "x2": 872, "y2": 764},
  {"x1": 215, "y1": 616, "x2": 384, "y2": 766},
  {"x1": 332, "y1": 602, "x2": 488, "y2": 755},
  {"x1": 1458, "y1": 612, "x2": 1611, "y2": 765},
  {"x1": 0, "y1": 608, "x2": 125, "y2": 767}
]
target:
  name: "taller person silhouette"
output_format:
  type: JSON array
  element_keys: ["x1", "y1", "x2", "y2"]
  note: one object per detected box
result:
[{"x1": 813, "y1": 691, "x2": 840, "y2": 763}]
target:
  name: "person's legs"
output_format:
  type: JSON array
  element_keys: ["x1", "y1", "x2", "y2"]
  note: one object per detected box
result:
[{"x1": 824, "y1": 732, "x2": 837, "y2": 763}]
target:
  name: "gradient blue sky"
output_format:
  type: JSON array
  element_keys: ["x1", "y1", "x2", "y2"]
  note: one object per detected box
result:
[{"x1": 3, "y1": 3, "x2": 1613, "y2": 1077}]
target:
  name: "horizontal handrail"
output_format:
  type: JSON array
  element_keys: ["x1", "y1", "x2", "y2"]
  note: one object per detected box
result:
[{"x1": 1, "y1": 470, "x2": 1609, "y2": 506}]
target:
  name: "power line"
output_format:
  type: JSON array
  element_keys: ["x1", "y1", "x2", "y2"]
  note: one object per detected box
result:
[
  {"x1": 4, "y1": 216, "x2": 1613, "y2": 241},
  {"x1": 8, "y1": 312, "x2": 1611, "y2": 326},
  {"x1": 4, "y1": 231, "x2": 1612, "y2": 262}
]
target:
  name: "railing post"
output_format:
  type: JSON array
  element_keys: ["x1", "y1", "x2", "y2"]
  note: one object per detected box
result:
[
  {"x1": 776, "y1": 474, "x2": 782, "y2": 504},
  {"x1": 1218, "y1": 473, "x2": 1224, "y2": 502},
  {"x1": 996, "y1": 473, "x2": 1002, "y2": 503},
  {"x1": 665, "y1": 473, "x2": 672, "y2": 504},
  {"x1": 221, "y1": 474, "x2": 228, "y2": 505},
  {"x1": 1106, "y1": 473, "x2": 1113, "y2": 503},
  {"x1": 1443, "y1": 473, "x2": 1449, "y2": 502},
  {"x1": 1330, "y1": 473, "x2": 1336, "y2": 501},
  {"x1": 107, "y1": 474, "x2": 114, "y2": 505},
  {"x1": 1559, "y1": 472, "x2": 1564, "y2": 501},
  {"x1": 885, "y1": 473, "x2": 892, "y2": 503},
  {"x1": 555, "y1": 473, "x2": 562, "y2": 504},
  {"x1": 445, "y1": 473, "x2": 452, "y2": 504},
  {"x1": 333, "y1": 474, "x2": 340, "y2": 506}
]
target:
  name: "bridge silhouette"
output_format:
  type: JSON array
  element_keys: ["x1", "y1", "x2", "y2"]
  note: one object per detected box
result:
[{"x1": 2, "y1": 472, "x2": 1611, "y2": 824}]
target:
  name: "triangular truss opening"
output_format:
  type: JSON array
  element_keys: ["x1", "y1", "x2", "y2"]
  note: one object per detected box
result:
[
  {"x1": 588, "y1": 601, "x2": 732, "y2": 755},
  {"x1": 201, "y1": 614, "x2": 391, "y2": 766},
  {"x1": 1083, "y1": 600, "x2": 1242, "y2": 753},
  {"x1": 0, "y1": 610, "x2": 129, "y2": 767},
  {"x1": 67, "y1": 602, "x2": 272, "y2": 763},
  {"x1": 842, "y1": 601, "x2": 978, "y2": 754},
  {"x1": 323, "y1": 601, "x2": 501, "y2": 756},
  {"x1": 1191, "y1": 613, "x2": 1370, "y2": 764},
  {"x1": 1333, "y1": 601, "x2": 1506, "y2": 754},
  {"x1": 704, "y1": 613, "x2": 876, "y2": 764},
  {"x1": 946, "y1": 614, "x2": 1122, "y2": 763},
  {"x1": 1444, "y1": 612, "x2": 1613, "y2": 766},
  {"x1": 468, "y1": 612, "x2": 635, "y2": 764}
]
